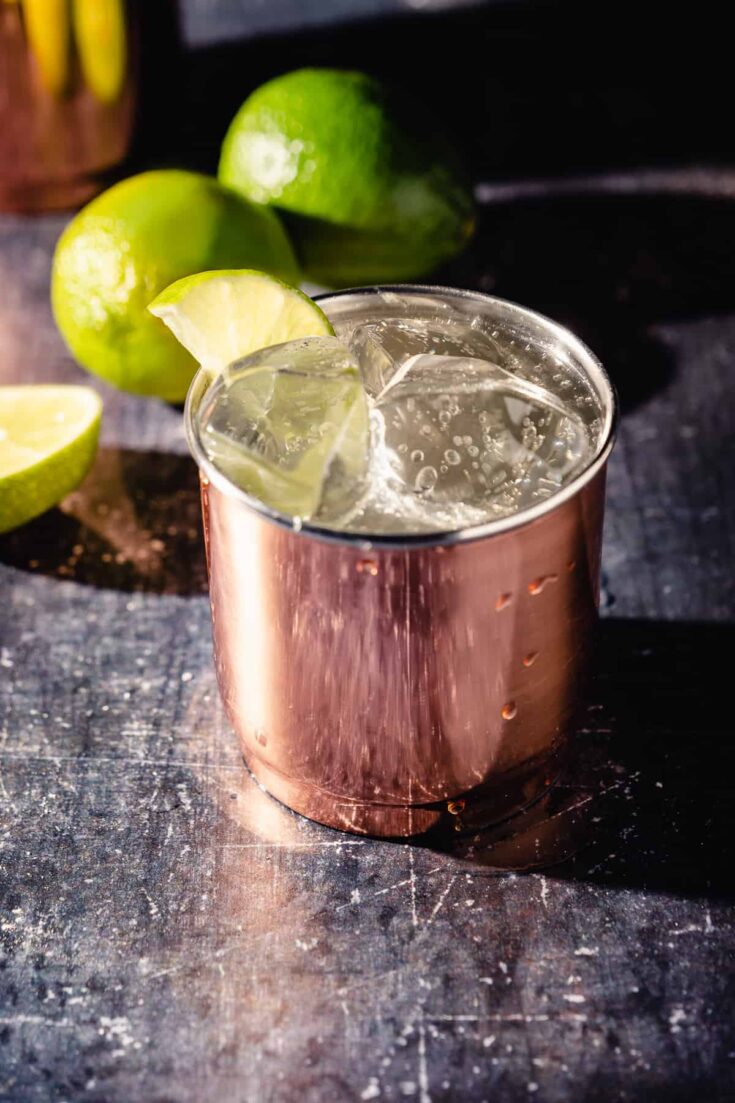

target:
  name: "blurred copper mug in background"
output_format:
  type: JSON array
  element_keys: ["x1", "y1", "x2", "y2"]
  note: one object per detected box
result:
[
  {"x1": 0, "y1": 0, "x2": 177, "y2": 213},
  {"x1": 186, "y1": 288, "x2": 617, "y2": 839}
]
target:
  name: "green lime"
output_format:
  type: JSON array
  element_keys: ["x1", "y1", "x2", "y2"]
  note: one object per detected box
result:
[
  {"x1": 218, "y1": 68, "x2": 475, "y2": 287},
  {"x1": 0, "y1": 385, "x2": 101, "y2": 534},
  {"x1": 51, "y1": 171, "x2": 300, "y2": 402},
  {"x1": 149, "y1": 269, "x2": 333, "y2": 377}
]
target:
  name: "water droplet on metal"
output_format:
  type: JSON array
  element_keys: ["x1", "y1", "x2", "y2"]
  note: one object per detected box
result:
[{"x1": 528, "y1": 574, "x2": 558, "y2": 595}]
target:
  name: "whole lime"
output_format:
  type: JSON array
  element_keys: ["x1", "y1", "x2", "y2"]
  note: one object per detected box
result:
[
  {"x1": 218, "y1": 69, "x2": 475, "y2": 287},
  {"x1": 51, "y1": 170, "x2": 300, "y2": 401}
]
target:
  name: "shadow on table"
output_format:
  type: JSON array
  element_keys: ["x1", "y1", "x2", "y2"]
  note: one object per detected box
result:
[
  {"x1": 0, "y1": 447, "x2": 207, "y2": 596},
  {"x1": 433, "y1": 617, "x2": 735, "y2": 902},
  {"x1": 440, "y1": 188, "x2": 735, "y2": 413}
]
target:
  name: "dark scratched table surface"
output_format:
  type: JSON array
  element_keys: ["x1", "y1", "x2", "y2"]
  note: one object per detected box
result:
[{"x1": 1, "y1": 9, "x2": 735, "y2": 1096}]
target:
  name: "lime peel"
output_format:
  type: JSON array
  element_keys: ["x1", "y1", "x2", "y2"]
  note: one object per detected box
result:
[
  {"x1": 148, "y1": 269, "x2": 334, "y2": 377},
  {"x1": 0, "y1": 385, "x2": 102, "y2": 534}
]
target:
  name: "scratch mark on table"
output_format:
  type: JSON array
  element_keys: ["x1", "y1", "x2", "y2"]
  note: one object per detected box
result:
[{"x1": 427, "y1": 874, "x2": 457, "y2": 927}]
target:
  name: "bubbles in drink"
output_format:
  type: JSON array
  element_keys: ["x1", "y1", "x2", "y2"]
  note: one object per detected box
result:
[{"x1": 197, "y1": 295, "x2": 605, "y2": 536}]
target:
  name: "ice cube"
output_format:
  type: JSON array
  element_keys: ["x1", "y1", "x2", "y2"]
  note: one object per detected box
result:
[
  {"x1": 200, "y1": 336, "x2": 369, "y2": 521},
  {"x1": 372, "y1": 353, "x2": 591, "y2": 525},
  {"x1": 350, "y1": 317, "x2": 502, "y2": 398}
]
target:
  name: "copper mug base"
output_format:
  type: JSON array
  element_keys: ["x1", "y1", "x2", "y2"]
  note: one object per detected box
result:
[
  {"x1": 243, "y1": 739, "x2": 565, "y2": 839},
  {"x1": 187, "y1": 287, "x2": 617, "y2": 842}
]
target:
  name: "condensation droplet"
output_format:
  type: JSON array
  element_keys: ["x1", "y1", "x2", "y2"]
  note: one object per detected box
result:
[
  {"x1": 410, "y1": 449, "x2": 424, "y2": 464},
  {"x1": 495, "y1": 592, "x2": 513, "y2": 611},
  {"x1": 444, "y1": 449, "x2": 461, "y2": 466},
  {"x1": 501, "y1": 701, "x2": 517, "y2": 720},
  {"x1": 356, "y1": 558, "x2": 378, "y2": 576},
  {"x1": 447, "y1": 800, "x2": 465, "y2": 815},
  {"x1": 522, "y1": 651, "x2": 539, "y2": 667},
  {"x1": 528, "y1": 574, "x2": 558, "y2": 595}
]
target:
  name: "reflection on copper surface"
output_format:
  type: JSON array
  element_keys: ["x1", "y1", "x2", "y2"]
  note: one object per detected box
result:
[{"x1": 200, "y1": 466, "x2": 607, "y2": 839}]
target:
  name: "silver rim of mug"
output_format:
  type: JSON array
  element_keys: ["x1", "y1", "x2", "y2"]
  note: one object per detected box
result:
[{"x1": 184, "y1": 284, "x2": 619, "y2": 549}]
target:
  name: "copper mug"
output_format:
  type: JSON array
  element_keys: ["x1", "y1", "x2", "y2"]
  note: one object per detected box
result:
[{"x1": 185, "y1": 287, "x2": 617, "y2": 838}]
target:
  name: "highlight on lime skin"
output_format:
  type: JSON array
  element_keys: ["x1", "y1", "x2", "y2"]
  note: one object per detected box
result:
[{"x1": 51, "y1": 170, "x2": 300, "y2": 403}]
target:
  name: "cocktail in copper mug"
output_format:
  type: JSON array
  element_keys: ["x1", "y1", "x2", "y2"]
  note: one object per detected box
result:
[{"x1": 185, "y1": 287, "x2": 617, "y2": 838}]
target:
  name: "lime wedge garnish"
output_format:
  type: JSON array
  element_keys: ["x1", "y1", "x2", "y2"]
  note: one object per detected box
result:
[
  {"x1": 0, "y1": 385, "x2": 102, "y2": 534},
  {"x1": 148, "y1": 269, "x2": 334, "y2": 377}
]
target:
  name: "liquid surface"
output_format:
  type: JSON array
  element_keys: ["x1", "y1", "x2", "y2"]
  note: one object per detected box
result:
[{"x1": 197, "y1": 293, "x2": 605, "y2": 535}]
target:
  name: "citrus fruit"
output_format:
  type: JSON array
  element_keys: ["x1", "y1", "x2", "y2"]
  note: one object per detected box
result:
[
  {"x1": 51, "y1": 170, "x2": 300, "y2": 402},
  {"x1": 0, "y1": 385, "x2": 101, "y2": 534},
  {"x1": 201, "y1": 337, "x2": 368, "y2": 519},
  {"x1": 218, "y1": 68, "x2": 475, "y2": 287},
  {"x1": 148, "y1": 269, "x2": 333, "y2": 376}
]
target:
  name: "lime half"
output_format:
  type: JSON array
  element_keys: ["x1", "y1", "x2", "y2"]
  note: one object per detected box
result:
[
  {"x1": 0, "y1": 385, "x2": 102, "y2": 534},
  {"x1": 148, "y1": 270, "x2": 333, "y2": 377}
]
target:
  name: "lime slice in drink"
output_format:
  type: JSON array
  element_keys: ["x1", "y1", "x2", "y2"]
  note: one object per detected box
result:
[
  {"x1": 200, "y1": 336, "x2": 369, "y2": 520},
  {"x1": 0, "y1": 385, "x2": 102, "y2": 534},
  {"x1": 148, "y1": 269, "x2": 333, "y2": 377}
]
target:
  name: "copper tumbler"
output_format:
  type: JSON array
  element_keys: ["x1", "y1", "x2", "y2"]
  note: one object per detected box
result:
[{"x1": 185, "y1": 287, "x2": 617, "y2": 838}]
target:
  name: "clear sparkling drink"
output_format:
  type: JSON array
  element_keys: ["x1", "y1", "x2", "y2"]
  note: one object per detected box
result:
[{"x1": 197, "y1": 289, "x2": 605, "y2": 535}]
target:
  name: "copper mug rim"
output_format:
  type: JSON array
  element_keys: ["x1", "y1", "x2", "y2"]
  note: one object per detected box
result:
[{"x1": 184, "y1": 284, "x2": 619, "y2": 550}]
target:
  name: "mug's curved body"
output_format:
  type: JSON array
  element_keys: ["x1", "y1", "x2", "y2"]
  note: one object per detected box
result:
[{"x1": 187, "y1": 288, "x2": 616, "y2": 838}]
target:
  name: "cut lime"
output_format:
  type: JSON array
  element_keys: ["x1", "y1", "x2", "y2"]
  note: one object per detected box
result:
[
  {"x1": 200, "y1": 337, "x2": 368, "y2": 520},
  {"x1": 0, "y1": 385, "x2": 102, "y2": 534},
  {"x1": 148, "y1": 269, "x2": 333, "y2": 377}
]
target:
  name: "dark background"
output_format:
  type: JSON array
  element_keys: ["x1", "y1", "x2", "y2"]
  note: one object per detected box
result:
[
  {"x1": 172, "y1": 0, "x2": 730, "y2": 180},
  {"x1": 0, "y1": 2, "x2": 733, "y2": 1101}
]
